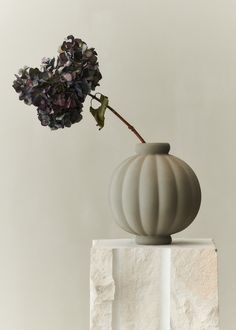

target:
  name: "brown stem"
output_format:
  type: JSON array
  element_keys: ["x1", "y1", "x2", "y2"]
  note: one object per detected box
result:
[{"x1": 88, "y1": 93, "x2": 146, "y2": 143}]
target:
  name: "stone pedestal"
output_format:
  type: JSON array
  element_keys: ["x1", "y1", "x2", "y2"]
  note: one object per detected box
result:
[{"x1": 90, "y1": 239, "x2": 219, "y2": 330}]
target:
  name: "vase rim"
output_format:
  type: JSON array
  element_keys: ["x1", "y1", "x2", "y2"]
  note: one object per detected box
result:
[{"x1": 135, "y1": 142, "x2": 170, "y2": 155}]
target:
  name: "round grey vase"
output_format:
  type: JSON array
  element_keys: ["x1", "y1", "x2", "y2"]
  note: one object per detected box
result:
[{"x1": 109, "y1": 143, "x2": 201, "y2": 245}]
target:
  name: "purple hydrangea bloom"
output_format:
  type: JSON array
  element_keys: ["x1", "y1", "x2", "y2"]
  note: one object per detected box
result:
[{"x1": 13, "y1": 35, "x2": 102, "y2": 129}]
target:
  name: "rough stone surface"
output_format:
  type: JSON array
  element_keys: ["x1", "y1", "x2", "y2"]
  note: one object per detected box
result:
[
  {"x1": 90, "y1": 239, "x2": 219, "y2": 330},
  {"x1": 171, "y1": 247, "x2": 219, "y2": 330},
  {"x1": 90, "y1": 247, "x2": 115, "y2": 330}
]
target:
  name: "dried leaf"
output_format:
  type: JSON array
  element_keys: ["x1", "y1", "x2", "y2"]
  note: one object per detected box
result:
[{"x1": 90, "y1": 94, "x2": 109, "y2": 130}]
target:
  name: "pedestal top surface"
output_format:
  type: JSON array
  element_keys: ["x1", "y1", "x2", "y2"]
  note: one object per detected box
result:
[{"x1": 92, "y1": 238, "x2": 216, "y2": 249}]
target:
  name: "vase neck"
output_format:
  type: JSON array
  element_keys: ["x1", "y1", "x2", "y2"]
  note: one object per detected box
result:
[{"x1": 135, "y1": 143, "x2": 170, "y2": 155}]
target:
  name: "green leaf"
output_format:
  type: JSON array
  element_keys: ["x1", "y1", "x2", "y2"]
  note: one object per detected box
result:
[{"x1": 90, "y1": 94, "x2": 109, "y2": 130}]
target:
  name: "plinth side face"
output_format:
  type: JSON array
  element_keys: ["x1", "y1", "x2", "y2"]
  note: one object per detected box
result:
[{"x1": 109, "y1": 143, "x2": 201, "y2": 244}]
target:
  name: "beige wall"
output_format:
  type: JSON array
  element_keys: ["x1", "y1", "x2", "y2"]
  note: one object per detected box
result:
[{"x1": 0, "y1": 0, "x2": 235, "y2": 328}]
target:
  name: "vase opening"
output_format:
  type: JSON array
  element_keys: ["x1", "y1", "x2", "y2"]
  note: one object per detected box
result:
[{"x1": 135, "y1": 143, "x2": 170, "y2": 155}]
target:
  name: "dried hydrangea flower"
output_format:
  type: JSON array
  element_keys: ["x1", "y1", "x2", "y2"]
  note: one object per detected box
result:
[
  {"x1": 13, "y1": 35, "x2": 145, "y2": 142},
  {"x1": 13, "y1": 35, "x2": 102, "y2": 130}
]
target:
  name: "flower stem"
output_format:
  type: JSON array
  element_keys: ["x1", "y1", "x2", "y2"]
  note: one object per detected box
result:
[{"x1": 88, "y1": 93, "x2": 146, "y2": 143}]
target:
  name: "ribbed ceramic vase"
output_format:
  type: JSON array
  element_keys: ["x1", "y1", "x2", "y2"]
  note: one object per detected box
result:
[{"x1": 109, "y1": 143, "x2": 201, "y2": 245}]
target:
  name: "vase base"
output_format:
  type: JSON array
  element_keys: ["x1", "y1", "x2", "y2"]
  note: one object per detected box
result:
[{"x1": 135, "y1": 235, "x2": 172, "y2": 245}]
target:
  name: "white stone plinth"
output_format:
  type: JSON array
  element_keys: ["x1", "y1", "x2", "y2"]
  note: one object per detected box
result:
[{"x1": 90, "y1": 239, "x2": 219, "y2": 330}]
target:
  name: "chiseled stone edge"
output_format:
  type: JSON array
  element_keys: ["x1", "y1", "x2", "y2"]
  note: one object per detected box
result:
[{"x1": 90, "y1": 247, "x2": 115, "y2": 330}]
